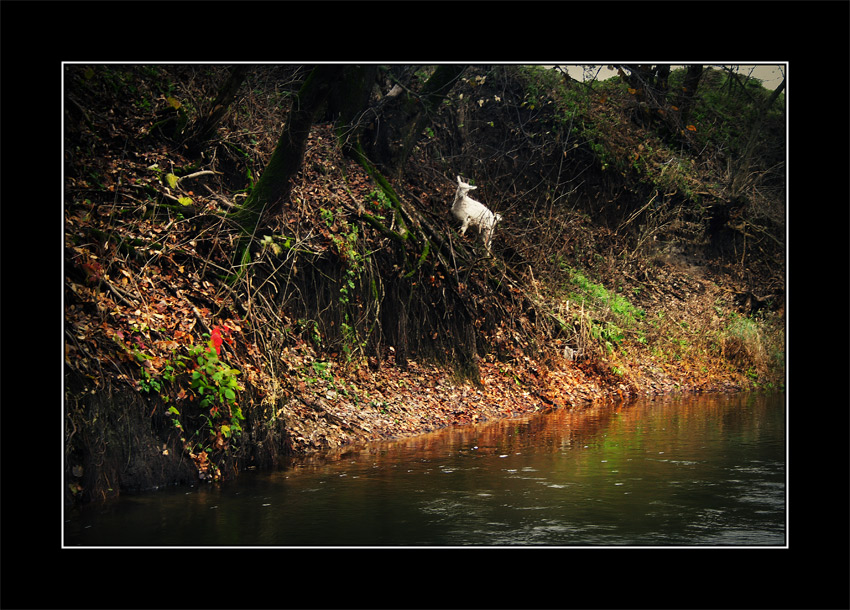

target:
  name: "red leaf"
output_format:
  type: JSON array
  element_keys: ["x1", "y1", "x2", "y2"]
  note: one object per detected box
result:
[{"x1": 211, "y1": 326, "x2": 223, "y2": 356}]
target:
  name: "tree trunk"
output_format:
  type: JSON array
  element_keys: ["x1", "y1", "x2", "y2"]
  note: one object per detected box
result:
[
  {"x1": 618, "y1": 65, "x2": 671, "y2": 128},
  {"x1": 677, "y1": 65, "x2": 703, "y2": 126},
  {"x1": 327, "y1": 64, "x2": 378, "y2": 155},
  {"x1": 766, "y1": 75, "x2": 786, "y2": 108},
  {"x1": 364, "y1": 65, "x2": 466, "y2": 179},
  {"x1": 185, "y1": 65, "x2": 251, "y2": 155},
  {"x1": 230, "y1": 64, "x2": 345, "y2": 237}
]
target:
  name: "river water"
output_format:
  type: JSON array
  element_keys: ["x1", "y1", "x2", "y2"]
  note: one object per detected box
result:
[{"x1": 64, "y1": 392, "x2": 786, "y2": 547}]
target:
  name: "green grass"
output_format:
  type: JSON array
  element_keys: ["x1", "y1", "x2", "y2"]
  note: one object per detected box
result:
[
  {"x1": 565, "y1": 266, "x2": 644, "y2": 324},
  {"x1": 556, "y1": 264, "x2": 646, "y2": 354}
]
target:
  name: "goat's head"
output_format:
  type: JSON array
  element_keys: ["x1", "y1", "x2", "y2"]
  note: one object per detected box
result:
[{"x1": 456, "y1": 175, "x2": 477, "y2": 197}]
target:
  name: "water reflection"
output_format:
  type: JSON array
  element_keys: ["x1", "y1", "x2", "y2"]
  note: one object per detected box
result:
[{"x1": 65, "y1": 392, "x2": 785, "y2": 547}]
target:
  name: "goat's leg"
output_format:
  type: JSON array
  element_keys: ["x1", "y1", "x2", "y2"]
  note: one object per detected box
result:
[
  {"x1": 483, "y1": 227, "x2": 493, "y2": 250},
  {"x1": 459, "y1": 217, "x2": 471, "y2": 236}
]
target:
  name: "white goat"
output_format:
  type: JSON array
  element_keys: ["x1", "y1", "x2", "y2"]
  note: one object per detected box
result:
[{"x1": 451, "y1": 176, "x2": 502, "y2": 252}]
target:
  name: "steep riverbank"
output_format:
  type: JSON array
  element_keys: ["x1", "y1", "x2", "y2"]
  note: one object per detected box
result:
[
  {"x1": 64, "y1": 64, "x2": 785, "y2": 504},
  {"x1": 64, "y1": 280, "x2": 771, "y2": 505}
]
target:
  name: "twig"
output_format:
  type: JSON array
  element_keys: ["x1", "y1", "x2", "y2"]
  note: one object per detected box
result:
[
  {"x1": 102, "y1": 277, "x2": 138, "y2": 309},
  {"x1": 181, "y1": 170, "x2": 220, "y2": 181},
  {"x1": 617, "y1": 190, "x2": 658, "y2": 234},
  {"x1": 203, "y1": 184, "x2": 237, "y2": 209}
]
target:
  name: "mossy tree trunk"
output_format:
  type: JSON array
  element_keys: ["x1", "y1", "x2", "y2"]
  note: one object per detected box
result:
[{"x1": 230, "y1": 64, "x2": 345, "y2": 263}]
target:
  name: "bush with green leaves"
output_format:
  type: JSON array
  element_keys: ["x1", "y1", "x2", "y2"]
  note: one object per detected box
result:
[
  {"x1": 187, "y1": 326, "x2": 244, "y2": 441},
  {"x1": 133, "y1": 326, "x2": 244, "y2": 478}
]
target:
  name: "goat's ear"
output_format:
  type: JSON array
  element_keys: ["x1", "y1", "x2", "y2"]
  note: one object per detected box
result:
[{"x1": 457, "y1": 176, "x2": 463, "y2": 184}]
